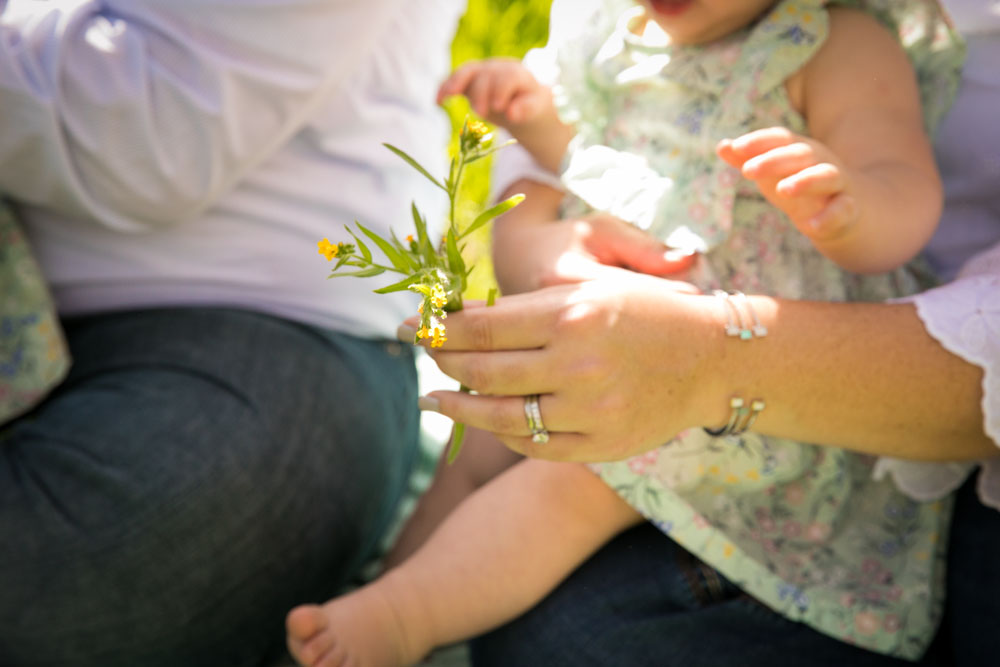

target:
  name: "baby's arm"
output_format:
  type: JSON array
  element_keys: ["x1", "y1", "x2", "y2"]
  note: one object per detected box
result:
[
  {"x1": 717, "y1": 7, "x2": 941, "y2": 275},
  {"x1": 437, "y1": 58, "x2": 576, "y2": 174}
]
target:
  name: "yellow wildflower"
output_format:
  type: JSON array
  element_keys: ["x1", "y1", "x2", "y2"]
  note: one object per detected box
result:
[
  {"x1": 416, "y1": 325, "x2": 431, "y2": 341},
  {"x1": 430, "y1": 284, "x2": 448, "y2": 310},
  {"x1": 467, "y1": 119, "x2": 489, "y2": 139},
  {"x1": 430, "y1": 323, "x2": 447, "y2": 348},
  {"x1": 461, "y1": 118, "x2": 494, "y2": 152},
  {"x1": 317, "y1": 238, "x2": 339, "y2": 261}
]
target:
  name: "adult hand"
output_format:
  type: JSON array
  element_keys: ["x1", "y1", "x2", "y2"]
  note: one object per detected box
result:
[
  {"x1": 492, "y1": 180, "x2": 697, "y2": 295},
  {"x1": 409, "y1": 275, "x2": 725, "y2": 462}
]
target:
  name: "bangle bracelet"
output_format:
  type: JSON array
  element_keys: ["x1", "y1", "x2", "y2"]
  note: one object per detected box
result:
[
  {"x1": 733, "y1": 291, "x2": 768, "y2": 337},
  {"x1": 704, "y1": 396, "x2": 766, "y2": 437},
  {"x1": 713, "y1": 290, "x2": 767, "y2": 340},
  {"x1": 713, "y1": 290, "x2": 743, "y2": 338}
]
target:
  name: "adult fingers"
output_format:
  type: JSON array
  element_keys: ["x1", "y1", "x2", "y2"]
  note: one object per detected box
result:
[
  {"x1": 423, "y1": 390, "x2": 555, "y2": 438},
  {"x1": 429, "y1": 348, "x2": 559, "y2": 397},
  {"x1": 417, "y1": 287, "x2": 576, "y2": 351},
  {"x1": 422, "y1": 390, "x2": 596, "y2": 462}
]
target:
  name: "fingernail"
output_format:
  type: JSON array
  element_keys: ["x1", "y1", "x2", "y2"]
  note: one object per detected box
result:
[
  {"x1": 397, "y1": 324, "x2": 417, "y2": 343},
  {"x1": 664, "y1": 248, "x2": 695, "y2": 262},
  {"x1": 418, "y1": 396, "x2": 441, "y2": 413}
]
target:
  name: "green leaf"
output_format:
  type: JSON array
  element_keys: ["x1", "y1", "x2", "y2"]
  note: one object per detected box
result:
[
  {"x1": 445, "y1": 226, "x2": 466, "y2": 278},
  {"x1": 344, "y1": 226, "x2": 372, "y2": 263},
  {"x1": 445, "y1": 156, "x2": 457, "y2": 193},
  {"x1": 460, "y1": 193, "x2": 525, "y2": 240},
  {"x1": 464, "y1": 138, "x2": 519, "y2": 164},
  {"x1": 446, "y1": 422, "x2": 466, "y2": 464},
  {"x1": 327, "y1": 266, "x2": 386, "y2": 278},
  {"x1": 389, "y1": 230, "x2": 422, "y2": 272},
  {"x1": 356, "y1": 222, "x2": 410, "y2": 273},
  {"x1": 384, "y1": 143, "x2": 448, "y2": 193},
  {"x1": 373, "y1": 273, "x2": 422, "y2": 294},
  {"x1": 333, "y1": 254, "x2": 352, "y2": 271},
  {"x1": 486, "y1": 287, "x2": 498, "y2": 307},
  {"x1": 412, "y1": 203, "x2": 439, "y2": 268}
]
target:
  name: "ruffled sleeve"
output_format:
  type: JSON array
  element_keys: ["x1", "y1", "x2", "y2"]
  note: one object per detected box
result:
[{"x1": 874, "y1": 242, "x2": 1000, "y2": 508}]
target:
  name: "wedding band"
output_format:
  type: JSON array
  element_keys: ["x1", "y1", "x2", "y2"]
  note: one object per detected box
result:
[{"x1": 523, "y1": 394, "x2": 549, "y2": 444}]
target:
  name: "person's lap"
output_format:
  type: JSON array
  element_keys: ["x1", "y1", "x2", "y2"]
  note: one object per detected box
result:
[
  {"x1": 0, "y1": 307, "x2": 419, "y2": 667},
  {"x1": 939, "y1": 470, "x2": 1000, "y2": 666},
  {"x1": 470, "y1": 519, "x2": 953, "y2": 667}
]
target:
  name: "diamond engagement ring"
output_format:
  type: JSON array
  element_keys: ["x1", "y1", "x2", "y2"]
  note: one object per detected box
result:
[{"x1": 523, "y1": 394, "x2": 549, "y2": 444}]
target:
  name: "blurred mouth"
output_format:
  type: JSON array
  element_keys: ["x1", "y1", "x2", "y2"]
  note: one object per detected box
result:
[{"x1": 648, "y1": 0, "x2": 694, "y2": 16}]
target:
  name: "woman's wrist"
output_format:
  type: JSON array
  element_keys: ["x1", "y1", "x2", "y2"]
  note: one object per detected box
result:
[
  {"x1": 646, "y1": 286, "x2": 736, "y2": 433},
  {"x1": 680, "y1": 291, "x2": 782, "y2": 434}
]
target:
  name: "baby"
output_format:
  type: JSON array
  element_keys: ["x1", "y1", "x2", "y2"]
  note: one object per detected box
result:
[{"x1": 288, "y1": 0, "x2": 961, "y2": 664}]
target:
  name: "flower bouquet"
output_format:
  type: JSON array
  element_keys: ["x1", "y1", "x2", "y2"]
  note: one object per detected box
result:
[{"x1": 317, "y1": 119, "x2": 523, "y2": 462}]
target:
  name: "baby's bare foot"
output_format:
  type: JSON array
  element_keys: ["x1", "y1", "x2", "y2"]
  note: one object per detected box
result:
[{"x1": 286, "y1": 580, "x2": 429, "y2": 667}]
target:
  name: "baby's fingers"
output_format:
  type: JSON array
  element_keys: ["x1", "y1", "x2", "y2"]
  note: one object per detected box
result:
[
  {"x1": 436, "y1": 62, "x2": 484, "y2": 104},
  {"x1": 775, "y1": 163, "x2": 844, "y2": 199},
  {"x1": 741, "y1": 143, "x2": 817, "y2": 181},
  {"x1": 801, "y1": 193, "x2": 859, "y2": 241},
  {"x1": 717, "y1": 127, "x2": 800, "y2": 166}
]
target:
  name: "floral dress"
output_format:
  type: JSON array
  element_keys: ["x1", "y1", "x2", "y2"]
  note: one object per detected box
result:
[
  {"x1": 0, "y1": 204, "x2": 69, "y2": 426},
  {"x1": 548, "y1": 0, "x2": 965, "y2": 658}
]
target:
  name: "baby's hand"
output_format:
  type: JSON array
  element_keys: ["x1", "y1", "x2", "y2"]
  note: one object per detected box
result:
[
  {"x1": 717, "y1": 127, "x2": 858, "y2": 243},
  {"x1": 437, "y1": 58, "x2": 554, "y2": 130}
]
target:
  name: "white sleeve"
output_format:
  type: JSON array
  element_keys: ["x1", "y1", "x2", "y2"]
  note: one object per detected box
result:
[
  {"x1": 0, "y1": 0, "x2": 400, "y2": 230},
  {"x1": 874, "y1": 241, "x2": 1000, "y2": 508}
]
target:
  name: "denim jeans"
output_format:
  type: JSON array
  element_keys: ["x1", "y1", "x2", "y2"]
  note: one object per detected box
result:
[
  {"x1": 470, "y1": 520, "x2": 950, "y2": 667},
  {"x1": 937, "y1": 470, "x2": 1000, "y2": 667},
  {"x1": 0, "y1": 307, "x2": 419, "y2": 666}
]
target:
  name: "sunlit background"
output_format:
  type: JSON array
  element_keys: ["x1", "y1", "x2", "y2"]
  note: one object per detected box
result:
[{"x1": 446, "y1": 0, "x2": 553, "y2": 298}]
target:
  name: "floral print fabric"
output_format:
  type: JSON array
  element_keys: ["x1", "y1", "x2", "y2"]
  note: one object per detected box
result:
[
  {"x1": 0, "y1": 204, "x2": 69, "y2": 425},
  {"x1": 552, "y1": 0, "x2": 965, "y2": 658}
]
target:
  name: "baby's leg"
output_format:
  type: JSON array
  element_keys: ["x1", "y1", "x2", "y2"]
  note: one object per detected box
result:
[
  {"x1": 287, "y1": 458, "x2": 641, "y2": 667},
  {"x1": 382, "y1": 426, "x2": 521, "y2": 570}
]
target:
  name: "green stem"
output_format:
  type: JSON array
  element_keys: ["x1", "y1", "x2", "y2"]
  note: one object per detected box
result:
[
  {"x1": 449, "y1": 157, "x2": 465, "y2": 236},
  {"x1": 444, "y1": 288, "x2": 495, "y2": 464}
]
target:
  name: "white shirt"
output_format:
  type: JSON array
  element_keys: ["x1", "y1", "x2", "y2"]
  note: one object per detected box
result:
[
  {"x1": 875, "y1": 1, "x2": 1000, "y2": 507},
  {"x1": 2, "y1": 0, "x2": 464, "y2": 339}
]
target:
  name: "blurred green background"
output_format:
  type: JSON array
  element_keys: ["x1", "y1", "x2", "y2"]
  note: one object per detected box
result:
[{"x1": 446, "y1": 0, "x2": 553, "y2": 298}]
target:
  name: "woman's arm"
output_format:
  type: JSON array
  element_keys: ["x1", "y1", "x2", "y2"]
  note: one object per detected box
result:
[
  {"x1": 419, "y1": 258, "x2": 993, "y2": 464},
  {"x1": 709, "y1": 294, "x2": 991, "y2": 461}
]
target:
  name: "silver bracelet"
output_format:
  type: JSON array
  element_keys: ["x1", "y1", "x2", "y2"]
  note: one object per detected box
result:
[
  {"x1": 713, "y1": 290, "x2": 767, "y2": 340},
  {"x1": 704, "y1": 396, "x2": 766, "y2": 437},
  {"x1": 733, "y1": 291, "x2": 768, "y2": 337}
]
